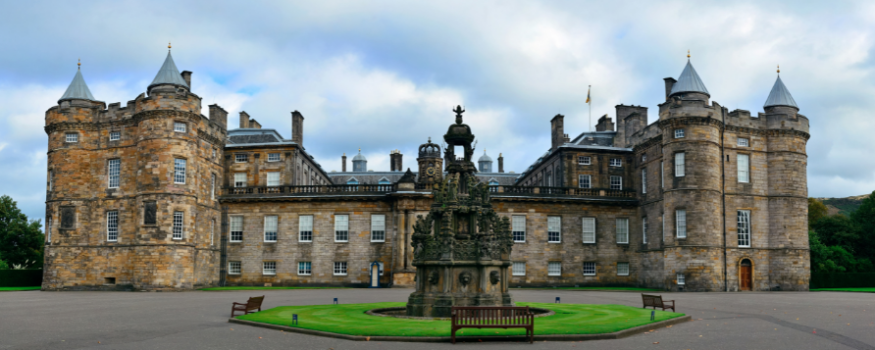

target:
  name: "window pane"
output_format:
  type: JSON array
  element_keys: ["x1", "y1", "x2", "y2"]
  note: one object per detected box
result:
[
  {"x1": 108, "y1": 159, "x2": 120, "y2": 188},
  {"x1": 106, "y1": 211, "x2": 118, "y2": 241},
  {"x1": 676, "y1": 210, "x2": 687, "y2": 238},
  {"x1": 299, "y1": 215, "x2": 313, "y2": 242},
  {"x1": 263, "y1": 261, "x2": 276, "y2": 275},
  {"x1": 268, "y1": 153, "x2": 280, "y2": 162},
  {"x1": 737, "y1": 210, "x2": 751, "y2": 247},
  {"x1": 110, "y1": 131, "x2": 120, "y2": 141},
  {"x1": 174, "y1": 159, "x2": 186, "y2": 184},
  {"x1": 512, "y1": 216, "x2": 526, "y2": 242},
  {"x1": 675, "y1": 153, "x2": 685, "y2": 177},
  {"x1": 229, "y1": 261, "x2": 241, "y2": 275},
  {"x1": 174, "y1": 122, "x2": 186, "y2": 132},
  {"x1": 512, "y1": 262, "x2": 526, "y2": 276},
  {"x1": 617, "y1": 262, "x2": 629, "y2": 276},
  {"x1": 230, "y1": 216, "x2": 243, "y2": 242},
  {"x1": 610, "y1": 176, "x2": 622, "y2": 190},
  {"x1": 677, "y1": 273, "x2": 685, "y2": 285},
  {"x1": 335, "y1": 215, "x2": 349, "y2": 242},
  {"x1": 642, "y1": 217, "x2": 648, "y2": 244},
  {"x1": 548, "y1": 216, "x2": 561, "y2": 243},
  {"x1": 371, "y1": 215, "x2": 385, "y2": 242},
  {"x1": 674, "y1": 129, "x2": 684, "y2": 138},
  {"x1": 641, "y1": 169, "x2": 646, "y2": 193},
  {"x1": 66, "y1": 133, "x2": 78, "y2": 142},
  {"x1": 582, "y1": 217, "x2": 596, "y2": 243},
  {"x1": 235, "y1": 154, "x2": 248, "y2": 163},
  {"x1": 267, "y1": 172, "x2": 280, "y2": 186},
  {"x1": 298, "y1": 261, "x2": 312, "y2": 275},
  {"x1": 264, "y1": 216, "x2": 277, "y2": 242},
  {"x1": 583, "y1": 262, "x2": 596, "y2": 276},
  {"x1": 548, "y1": 262, "x2": 561, "y2": 276},
  {"x1": 172, "y1": 211, "x2": 184, "y2": 239},
  {"x1": 334, "y1": 261, "x2": 348, "y2": 275},
  {"x1": 738, "y1": 138, "x2": 749, "y2": 147},
  {"x1": 579, "y1": 175, "x2": 591, "y2": 189},
  {"x1": 616, "y1": 218, "x2": 629, "y2": 244},
  {"x1": 737, "y1": 154, "x2": 750, "y2": 183},
  {"x1": 234, "y1": 173, "x2": 247, "y2": 188}
]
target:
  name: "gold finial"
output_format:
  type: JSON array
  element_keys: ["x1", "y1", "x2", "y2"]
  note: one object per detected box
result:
[
  {"x1": 358, "y1": 148, "x2": 361, "y2": 153},
  {"x1": 343, "y1": 153, "x2": 346, "y2": 156},
  {"x1": 77, "y1": 58, "x2": 81, "y2": 69},
  {"x1": 777, "y1": 64, "x2": 780, "y2": 74},
  {"x1": 687, "y1": 50, "x2": 690, "y2": 58}
]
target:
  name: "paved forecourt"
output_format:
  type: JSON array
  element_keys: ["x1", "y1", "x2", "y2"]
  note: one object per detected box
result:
[{"x1": 1, "y1": 288, "x2": 873, "y2": 350}]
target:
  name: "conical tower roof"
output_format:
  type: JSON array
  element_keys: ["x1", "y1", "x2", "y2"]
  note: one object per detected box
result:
[
  {"x1": 149, "y1": 50, "x2": 189, "y2": 89},
  {"x1": 670, "y1": 59, "x2": 710, "y2": 97},
  {"x1": 59, "y1": 67, "x2": 97, "y2": 103},
  {"x1": 764, "y1": 75, "x2": 798, "y2": 109},
  {"x1": 479, "y1": 150, "x2": 492, "y2": 162}
]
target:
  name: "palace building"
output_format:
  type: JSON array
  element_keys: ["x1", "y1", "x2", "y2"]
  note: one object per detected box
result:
[{"x1": 42, "y1": 50, "x2": 810, "y2": 292}]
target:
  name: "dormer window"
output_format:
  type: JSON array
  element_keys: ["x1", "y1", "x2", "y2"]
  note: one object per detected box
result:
[
  {"x1": 674, "y1": 129, "x2": 685, "y2": 138},
  {"x1": 65, "y1": 133, "x2": 78, "y2": 143},
  {"x1": 378, "y1": 177, "x2": 391, "y2": 185},
  {"x1": 173, "y1": 122, "x2": 186, "y2": 133}
]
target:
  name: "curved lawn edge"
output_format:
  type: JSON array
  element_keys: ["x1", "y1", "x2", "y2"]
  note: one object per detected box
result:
[
  {"x1": 519, "y1": 287, "x2": 663, "y2": 292},
  {"x1": 200, "y1": 286, "x2": 349, "y2": 291},
  {"x1": 811, "y1": 288, "x2": 875, "y2": 293},
  {"x1": 235, "y1": 302, "x2": 687, "y2": 338},
  {"x1": 0, "y1": 286, "x2": 41, "y2": 291}
]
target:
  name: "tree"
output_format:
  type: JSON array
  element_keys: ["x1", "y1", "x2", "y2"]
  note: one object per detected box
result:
[
  {"x1": 850, "y1": 190, "x2": 875, "y2": 263},
  {"x1": 0, "y1": 195, "x2": 44, "y2": 269},
  {"x1": 808, "y1": 198, "x2": 828, "y2": 228},
  {"x1": 0, "y1": 252, "x2": 9, "y2": 270}
]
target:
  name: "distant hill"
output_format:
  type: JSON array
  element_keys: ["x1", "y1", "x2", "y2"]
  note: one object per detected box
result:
[{"x1": 817, "y1": 194, "x2": 870, "y2": 217}]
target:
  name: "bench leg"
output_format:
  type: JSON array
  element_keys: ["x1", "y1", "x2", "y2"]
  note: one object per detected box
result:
[{"x1": 451, "y1": 328, "x2": 456, "y2": 344}]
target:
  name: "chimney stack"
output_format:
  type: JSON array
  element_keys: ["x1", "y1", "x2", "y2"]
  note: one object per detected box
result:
[
  {"x1": 551, "y1": 114, "x2": 565, "y2": 152},
  {"x1": 342, "y1": 153, "x2": 347, "y2": 172},
  {"x1": 291, "y1": 110, "x2": 304, "y2": 145},
  {"x1": 239, "y1": 111, "x2": 250, "y2": 129},
  {"x1": 181, "y1": 71, "x2": 192, "y2": 90},
  {"x1": 390, "y1": 150, "x2": 403, "y2": 171},
  {"x1": 208, "y1": 104, "x2": 228, "y2": 130},
  {"x1": 249, "y1": 119, "x2": 262, "y2": 129},
  {"x1": 663, "y1": 77, "x2": 677, "y2": 101},
  {"x1": 596, "y1": 115, "x2": 614, "y2": 132},
  {"x1": 498, "y1": 153, "x2": 504, "y2": 173}
]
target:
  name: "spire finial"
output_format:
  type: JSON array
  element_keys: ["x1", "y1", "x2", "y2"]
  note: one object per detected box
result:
[
  {"x1": 428, "y1": 137, "x2": 431, "y2": 143},
  {"x1": 777, "y1": 64, "x2": 780, "y2": 74},
  {"x1": 358, "y1": 148, "x2": 361, "y2": 153},
  {"x1": 687, "y1": 50, "x2": 690, "y2": 59},
  {"x1": 168, "y1": 42, "x2": 172, "y2": 50},
  {"x1": 77, "y1": 58, "x2": 81, "y2": 69}
]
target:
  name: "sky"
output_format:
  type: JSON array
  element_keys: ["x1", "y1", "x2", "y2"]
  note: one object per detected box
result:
[{"x1": 1, "y1": 0, "x2": 873, "y2": 226}]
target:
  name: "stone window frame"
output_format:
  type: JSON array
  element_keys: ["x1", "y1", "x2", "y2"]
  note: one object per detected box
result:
[
  {"x1": 610, "y1": 176, "x2": 622, "y2": 190},
  {"x1": 578, "y1": 156, "x2": 591, "y2": 165},
  {"x1": 511, "y1": 215, "x2": 526, "y2": 243},
  {"x1": 173, "y1": 158, "x2": 187, "y2": 184},
  {"x1": 676, "y1": 209, "x2": 687, "y2": 239},
  {"x1": 107, "y1": 158, "x2": 121, "y2": 189},
  {"x1": 211, "y1": 173, "x2": 217, "y2": 200},
  {"x1": 737, "y1": 137, "x2": 750, "y2": 147},
  {"x1": 334, "y1": 214, "x2": 349, "y2": 243},
  {"x1": 615, "y1": 218, "x2": 629, "y2": 244},
  {"x1": 229, "y1": 216, "x2": 244, "y2": 242},
  {"x1": 263, "y1": 261, "x2": 277, "y2": 275},
  {"x1": 674, "y1": 129, "x2": 685, "y2": 139},
  {"x1": 60, "y1": 206, "x2": 76, "y2": 230},
  {"x1": 547, "y1": 216, "x2": 561, "y2": 243},
  {"x1": 582, "y1": 262, "x2": 596, "y2": 276},
  {"x1": 737, "y1": 210, "x2": 752, "y2": 248},
  {"x1": 333, "y1": 261, "x2": 348, "y2": 276},
  {"x1": 267, "y1": 153, "x2": 281, "y2": 162},
  {"x1": 234, "y1": 173, "x2": 247, "y2": 188},
  {"x1": 173, "y1": 121, "x2": 187, "y2": 133},
  {"x1": 109, "y1": 131, "x2": 121, "y2": 141},
  {"x1": 676, "y1": 272, "x2": 685, "y2": 285},
  {"x1": 370, "y1": 214, "x2": 386, "y2": 242},
  {"x1": 263, "y1": 215, "x2": 278, "y2": 243},
  {"x1": 266, "y1": 172, "x2": 281, "y2": 187},
  {"x1": 737, "y1": 153, "x2": 751, "y2": 183},
  {"x1": 46, "y1": 217, "x2": 52, "y2": 244},
  {"x1": 65, "y1": 133, "x2": 78, "y2": 143},
  {"x1": 547, "y1": 261, "x2": 562, "y2": 276},
  {"x1": 609, "y1": 158, "x2": 622, "y2": 167},
  {"x1": 228, "y1": 261, "x2": 241, "y2": 275},
  {"x1": 106, "y1": 210, "x2": 119, "y2": 242},
  {"x1": 617, "y1": 262, "x2": 630, "y2": 276},
  {"x1": 674, "y1": 152, "x2": 685, "y2": 178},
  {"x1": 579, "y1": 174, "x2": 592, "y2": 189},
  {"x1": 172, "y1": 211, "x2": 184, "y2": 240},
  {"x1": 581, "y1": 217, "x2": 596, "y2": 244},
  {"x1": 298, "y1": 215, "x2": 313, "y2": 242},
  {"x1": 298, "y1": 261, "x2": 312, "y2": 276},
  {"x1": 512, "y1": 262, "x2": 526, "y2": 276}
]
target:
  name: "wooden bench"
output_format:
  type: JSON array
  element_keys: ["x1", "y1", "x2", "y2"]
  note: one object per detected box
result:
[
  {"x1": 451, "y1": 306, "x2": 534, "y2": 344},
  {"x1": 230, "y1": 296, "x2": 264, "y2": 317},
  {"x1": 641, "y1": 294, "x2": 675, "y2": 312}
]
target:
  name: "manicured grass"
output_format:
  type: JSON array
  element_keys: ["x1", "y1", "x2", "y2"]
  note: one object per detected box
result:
[
  {"x1": 201, "y1": 286, "x2": 348, "y2": 291},
  {"x1": 0, "y1": 286, "x2": 40, "y2": 291},
  {"x1": 522, "y1": 287, "x2": 662, "y2": 292},
  {"x1": 811, "y1": 288, "x2": 875, "y2": 293},
  {"x1": 236, "y1": 302, "x2": 684, "y2": 337}
]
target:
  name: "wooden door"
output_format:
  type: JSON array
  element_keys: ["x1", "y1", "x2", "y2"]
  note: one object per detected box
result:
[{"x1": 740, "y1": 261, "x2": 752, "y2": 291}]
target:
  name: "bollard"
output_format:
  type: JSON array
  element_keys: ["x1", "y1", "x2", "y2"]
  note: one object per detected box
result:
[
  {"x1": 333, "y1": 298, "x2": 338, "y2": 304},
  {"x1": 650, "y1": 310, "x2": 655, "y2": 321},
  {"x1": 555, "y1": 297, "x2": 560, "y2": 304},
  {"x1": 292, "y1": 314, "x2": 298, "y2": 325}
]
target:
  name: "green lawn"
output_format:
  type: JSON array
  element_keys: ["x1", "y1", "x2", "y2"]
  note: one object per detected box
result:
[
  {"x1": 236, "y1": 302, "x2": 683, "y2": 337},
  {"x1": 522, "y1": 287, "x2": 662, "y2": 292},
  {"x1": 811, "y1": 288, "x2": 875, "y2": 293},
  {"x1": 201, "y1": 286, "x2": 348, "y2": 291},
  {"x1": 0, "y1": 286, "x2": 40, "y2": 291}
]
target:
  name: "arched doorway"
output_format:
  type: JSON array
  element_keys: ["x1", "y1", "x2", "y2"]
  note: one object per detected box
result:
[{"x1": 740, "y1": 259, "x2": 752, "y2": 291}]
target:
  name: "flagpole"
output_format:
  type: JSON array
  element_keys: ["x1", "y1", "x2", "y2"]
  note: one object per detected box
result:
[{"x1": 588, "y1": 85, "x2": 592, "y2": 132}]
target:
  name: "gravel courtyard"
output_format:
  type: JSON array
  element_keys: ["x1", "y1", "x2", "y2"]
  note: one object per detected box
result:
[{"x1": 1, "y1": 288, "x2": 873, "y2": 350}]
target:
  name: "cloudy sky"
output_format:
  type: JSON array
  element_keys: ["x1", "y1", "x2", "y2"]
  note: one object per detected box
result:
[{"x1": 1, "y1": 0, "x2": 872, "y2": 225}]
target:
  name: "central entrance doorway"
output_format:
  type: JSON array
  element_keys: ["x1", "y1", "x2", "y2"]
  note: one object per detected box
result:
[{"x1": 740, "y1": 259, "x2": 752, "y2": 291}]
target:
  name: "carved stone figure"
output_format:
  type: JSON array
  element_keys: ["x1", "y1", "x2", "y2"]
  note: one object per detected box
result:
[
  {"x1": 429, "y1": 270, "x2": 440, "y2": 285},
  {"x1": 459, "y1": 271, "x2": 472, "y2": 287},
  {"x1": 490, "y1": 271, "x2": 500, "y2": 285}
]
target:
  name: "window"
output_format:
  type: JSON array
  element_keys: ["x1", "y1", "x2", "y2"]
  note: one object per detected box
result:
[
  {"x1": 642, "y1": 217, "x2": 648, "y2": 244},
  {"x1": 212, "y1": 149, "x2": 216, "y2": 158},
  {"x1": 234, "y1": 173, "x2": 247, "y2": 188},
  {"x1": 173, "y1": 122, "x2": 186, "y2": 133},
  {"x1": 737, "y1": 154, "x2": 750, "y2": 183},
  {"x1": 173, "y1": 159, "x2": 186, "y2": 184},
  {"x1": 677, "y1": 273, "x2": 685, "y2": 285},
  {"x1": 547, "y1": 262, "x2": 561, "y2": 276},
  {"x1": 662, "y1": 214, "x2": 665, "y2": 241},
  {"x1": 488, "y1": 180, "x2": 499, "y2": 186},
  {"x1": 617, "y1": 262, "x2": 630, "y2": 276},
  {"x1": 46, "y1": 218, "x2": 52, "y2": 242},
  {"x1": 512, "y1": 262, "x2": 526, "y2": 276},
  {"x1": 106, "y1": 211, "x2": 118, "y2": 242},
  {"x1": 641, "y1": 169, "x2": 646, "y2": 193},
  {"x1": 583, "y1": 262, "x2": 596, "y2": 276},
  {"x1": 737, "y1": 210, "x2": 751, "y2": 248},
  {"x1": 674, "y1": 129, "x2": 684, "y2": 138},
  {"x1": 110, "y1": 131, "x2": 120, "y2": 141},
  {"x1": 347, "y1": 179, "x2": 359, "y2": 185},
  {"x1": 582, "y1": 217, "x2": 596, "y2": 243},
  {"x1": 371, "y1": 215, "x2": 385, "y2": 242},
  {"x1": 642, "y1": 154, "x2": 647, "y2": 162},
  {"x1": 230, "y1": 216, "x2": 243, "y2": 242},
  {"x1": 211, "y1": 174, "x2": 216, "y2": 200},
  {"x1": 335, "y1": 215, "x2": 349, "y2": 242},
  {"x1": 674, "y1": 152, "x2": 685, "y2": 177},
  {"x1": 299, "y1": 215, "x2": 313, "y2": 242},
  {"x1": 298, "y1": 262, "x2": 312, "y2": 276},
  {"x1": 267, "y1": 172, "x2": 280, "y2": 187},
  {"x1": 578, "y1": 156, "x2": 591, "y2": 165},
  {"x1": 378, "y1": 178, "x2": 391, "y2": 185},
  {"x1": 334, "y1": 261, "x2": 348, "y2": 276},
  {"x1": 263, "y1": 261, "x2": 276, "y2": 275},
  {"x1": 610, "y1": 176, "x2": 622, "y2": 190},
  {"x1": 579, "y1": 175, "x2": 591, "y2": 189},
  {"x1": 211, "y1": 219, "x2": 215, "y2": 246},
  {"x1": 48, "y1": 170, "x2": 52, "y2": 192},
  {"x1": 264, "y1": 216, "x2": 278, "y2": 242},
  {"x1": 660, "y1": 161, "x2": 664, "y2": 188},
  {"x1": 738, "y1": 138, "x2": 749, "y2": 147},
  {"x1": 228, "y1": 261, "x2": 241, "y2": 275},
  {"x1": 235, "y1": 154, "x2": 248, "y2": 163},
  {"x1": 66, "y1": 133, "x2": 78, "y2": 143},
  {"x1": 512, "y1": 216, "x2": 526, "y2": 243},
  {"x1": 609, "y1": 158, "x2": 622, "y2": 167},
  {"x1": 108, "y1": 159, "x2": 120, "y2": 188},
  {"x1": 676, "y1": 210, "x2": 687, "y2": 238},
  {"x1": 616, "y1": 218, "x2": 629, "y2": 244},
  {"x1": 172, "y1": 211, "x2": 184, "y2": 240},
  {"x1": 547, "y1": 216, "x2": 561, "y2": 243},
  {"x1": 268, "y1": 153, "x2": 280, "y2": 162}
]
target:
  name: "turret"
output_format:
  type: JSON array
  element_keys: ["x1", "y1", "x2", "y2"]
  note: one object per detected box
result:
[
  {"x1": 147, "y1": 44, "x2": 190, "y2": 95},
  {"x1": 417, "y1": 137, "x2": 443, "y2": 186},
  {"x1": 352, "y1": 149, "x2": 367, "y2": 172},
  {"x1": 478, "y1": 150, "x2": 493, "y2": 173}
]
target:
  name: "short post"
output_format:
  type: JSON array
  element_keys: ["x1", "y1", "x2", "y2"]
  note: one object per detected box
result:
[
  {"x1": 292, "y1": 314, "x2": 298, "y2": 325},
  {"x1": 555, "y1": 297, "x2": 560, "y2": 303},
  {"x1": 650, "y1": 310, "x2": 655, "y2": 321},
  {"x1": 333, "y1": 298, "x2": 338, "y2": 304}
]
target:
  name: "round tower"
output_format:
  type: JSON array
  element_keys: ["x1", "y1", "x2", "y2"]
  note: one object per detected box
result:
[
  {"x1": 417, "y1": 137, "x2": 443, "y2": 188},
  {"x1": 658, "y1": 55, "x2": 725, "y2": 291}
]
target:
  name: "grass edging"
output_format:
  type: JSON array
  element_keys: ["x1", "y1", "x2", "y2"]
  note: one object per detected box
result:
[
  {"x1": 200, "y1": 286, "x2": 348, "y2": 291},
  {"x1": 0, "y1": 286, "x2": 41, "y2": 291},
  {"x1": 228, "y1": 314, "x2": 692, "y2": 342}
]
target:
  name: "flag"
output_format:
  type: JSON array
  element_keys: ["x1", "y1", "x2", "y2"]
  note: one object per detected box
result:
[{"x1": 585, "y1": 85, "x2": 591, "y2": 104}]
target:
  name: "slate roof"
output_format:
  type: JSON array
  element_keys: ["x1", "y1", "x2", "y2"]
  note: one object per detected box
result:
[
  {"x1": 59, "y1": 69, "x2": 97, "y2": 102},
  {"x1": 149, "y1": 51, "x2": 189, "y2": 89},
  {"x1": 764, "y1": 75, "x2": 798, "y2": 109},
  {"x1": 670, "y1": 60, "x2": 710, "y2": 96},
  {"x1": 569, "y1": 131, "x2": 617, "y2": 147},
  {"x1": 479, "y1": 151, "x2": 493, "y2": 162},
  {"x1": 227, "y1": 129, "x2": 284, "y2": 145}
]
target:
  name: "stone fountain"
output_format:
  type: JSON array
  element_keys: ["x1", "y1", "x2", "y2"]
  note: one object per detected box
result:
[{"x1": 406, "y1": 106, "x2": 515, "y2": 318}]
